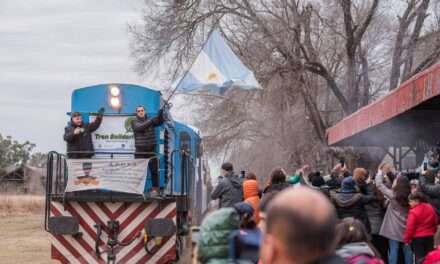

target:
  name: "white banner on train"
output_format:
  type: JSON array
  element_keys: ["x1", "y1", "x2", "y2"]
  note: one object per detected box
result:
[
  {"x1": 65, "y1": 159, "x2": 148, "y2": 194},
  {"x1": 90, "y1": 115, "x2": 135, "y2": 154}
]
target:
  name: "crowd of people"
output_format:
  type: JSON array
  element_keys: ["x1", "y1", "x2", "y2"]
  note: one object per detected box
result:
[{"x1": 195, "y1": 161, "x2": 440, "y2": 264}]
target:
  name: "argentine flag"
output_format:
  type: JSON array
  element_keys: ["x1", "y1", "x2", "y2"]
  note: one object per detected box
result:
[{"x1": 175, "y1": 30, "x2": 260, "y2": 94}]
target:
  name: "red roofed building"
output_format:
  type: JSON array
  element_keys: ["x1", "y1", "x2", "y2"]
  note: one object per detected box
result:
[{"x1": 327, "y1": 63, "x2": 440, "y2": 169}]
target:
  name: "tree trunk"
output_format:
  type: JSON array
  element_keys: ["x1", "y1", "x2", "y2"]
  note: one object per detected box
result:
[{"x1": 402, "y1": 0, "x2": 431, "y2": 81}]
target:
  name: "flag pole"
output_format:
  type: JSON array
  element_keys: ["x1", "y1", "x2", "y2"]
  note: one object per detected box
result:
[{"x1": 164, "y1": 23, "x2": 221, "y2": 103}]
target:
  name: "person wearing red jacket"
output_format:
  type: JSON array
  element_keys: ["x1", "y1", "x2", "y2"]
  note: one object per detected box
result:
[{"x1": 404, "y1": 192, "x2": 439, "y2": 264}]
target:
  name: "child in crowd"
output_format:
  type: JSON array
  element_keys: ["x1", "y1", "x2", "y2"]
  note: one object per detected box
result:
[
  {"x1": 335, "y1": 217, "x2": 384, "y2": 264},
  {"x1": 404, "y1": 192, "x2": 438, "y2": 264},
  {"x1": 230, "y1": 202, "x2": 261, "y2": 263}
]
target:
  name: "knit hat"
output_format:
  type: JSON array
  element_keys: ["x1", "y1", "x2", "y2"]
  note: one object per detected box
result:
[
  {"x1": 340, "y1": 176, "x2": 357, "y2": 193},
  {"x1": 221, "y1": 162, "x2": 234, "y2": 172}
]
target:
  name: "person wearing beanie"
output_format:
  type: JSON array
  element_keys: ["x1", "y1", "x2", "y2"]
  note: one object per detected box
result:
[
  {"x1": 330, "y1": 176, "x2": 374, "y2": 232},
  {"x1": 243, "y1": 179, "x2": 260, "y2": 223},
  {"x1": 211, "y1": 162, "x2": 243, "y2": 208}
]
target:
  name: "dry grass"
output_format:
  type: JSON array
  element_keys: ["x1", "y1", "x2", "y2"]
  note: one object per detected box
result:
[
  {"x1": 0, "y1": 214, "x2": 56, "y2": 263},
  {"x1": 0, "y1": 194, "x2": 44, "y2": 215}
]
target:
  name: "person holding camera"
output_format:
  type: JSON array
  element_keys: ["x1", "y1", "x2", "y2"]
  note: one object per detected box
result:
[
  {"x1": 64, "y1": 108, "x2": 105, "y2": 159},
  {"x1": 375, "y1": 163, "x2": 413, "y2": 264}
]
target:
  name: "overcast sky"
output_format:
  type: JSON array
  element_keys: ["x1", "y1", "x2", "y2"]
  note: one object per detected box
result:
[{"x1": 0, "y1": 0, "x2": 150, "y2": 152}]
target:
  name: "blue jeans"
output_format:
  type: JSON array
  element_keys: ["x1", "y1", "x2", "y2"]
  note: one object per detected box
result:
[{"x1": 388, "y1": 239, "x2": 413, "y2": 264}]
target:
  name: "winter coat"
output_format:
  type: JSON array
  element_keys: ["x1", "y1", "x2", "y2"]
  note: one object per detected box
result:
[
  {"x1": 337, "y1": 242, "x2": 384, "y2": 264},
  {"x1": 419, "y1": 176, "x2": 440, "y2": 216},
  {"x1": 64, "y1": 114, "x2": 102, "y2": 159},
  {"x1": 423, "y1": 246, "x2": 440, "y2": 264},
  {"x1": 336, "y1": 242, "x2": 377, "y2": 259},
  {"x1": 211, "y1": 172, "x2": 243, "y2": 208},
  {"x1": 364, "y1": 202, "x2": 385, "y2": 235},
  {"x1": 131, "y1": 113, "x2": 163, "y2": 151},
  {"x1": 375, "y1": 171, "x2": 408, "y2": 242},
  {"x1": 243, "y1": 179, "x2": 260, "y2": 223},
  {"x1": 262, "y1": 182, "x2": 291, "y2": 195},
  {"x1": 309, "y1": 172, "x2": 326, "y2": 187},
  {"x1": 403, "y1": 202, "x2": 438, "y2": 243},
  {"x1": 198, "y1": 208, "x2": 240, "y2": 264},
  {"x1": 330, "y1": 191, "x2": 372, "y2": 232},
  {"x1": 363, "y1": 183, "x2": 385, "y2": 235},
  {"x1": 326, "y1": 177, "x2": 342, "y2": 189}
]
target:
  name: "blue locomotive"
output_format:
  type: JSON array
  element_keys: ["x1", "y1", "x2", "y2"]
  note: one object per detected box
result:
[{"x1": 44, "y1": 83, "x2": 211, "y2": 263}]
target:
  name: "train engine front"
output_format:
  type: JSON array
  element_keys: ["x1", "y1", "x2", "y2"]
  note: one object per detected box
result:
[{"x1": 44, "y1": 83, "x2": 208, "y2": 264}]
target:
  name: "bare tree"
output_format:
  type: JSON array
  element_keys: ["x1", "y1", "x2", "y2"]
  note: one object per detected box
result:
[
  {"x1": 389, "y1": 0, "x2": 432, "y2": 90},
  {"x1": 130, "y1": 0, "x2": 436, "y2": 175}
]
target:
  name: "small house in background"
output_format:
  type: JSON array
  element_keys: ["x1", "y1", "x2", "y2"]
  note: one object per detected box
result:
[{"x1": 0, "y1": 164, "x2": 45, "y2": 193}]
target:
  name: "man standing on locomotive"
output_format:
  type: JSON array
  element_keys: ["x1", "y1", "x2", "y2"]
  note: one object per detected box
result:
[
  {"x1": 63, "y1": 108, "x2": 105, "y2": 159},
  {"x1": 131, "y1": 106, "x2": 164, "y2": 188}
]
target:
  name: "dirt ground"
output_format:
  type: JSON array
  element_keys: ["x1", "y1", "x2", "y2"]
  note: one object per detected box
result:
[{"x1": 0, "y1": 214, "x2": 56, "y2": 264}]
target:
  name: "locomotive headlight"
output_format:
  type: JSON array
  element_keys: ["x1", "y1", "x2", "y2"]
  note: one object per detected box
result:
[
  {"x1": 110, "y1": 97, "x2": 121, "y2": 108},
  {"x1": 109, "y1": 85, "x2": 120, "y2": 96}
]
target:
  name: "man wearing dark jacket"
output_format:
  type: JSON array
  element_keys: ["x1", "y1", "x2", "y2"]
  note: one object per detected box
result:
[
  {"x1": 211, "y1": 162, "x2": 243, "y2": 208},
  {"x1": 131, "y1": 106, "x2": 164, "y2": 188},
  {"x1": 330, "y1": 176, "x2": 374, "y2": 232},
  {"x1": 64, "y1": 108, "x2": 104, "y2": 159},
  {"x1": 419, "y1": 170, "x2": 440, "y2": 216}
]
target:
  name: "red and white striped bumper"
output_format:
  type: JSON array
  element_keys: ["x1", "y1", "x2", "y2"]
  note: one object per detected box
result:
[{"x1": 50, "y1": 200, "x2": 177, "y2": 264}]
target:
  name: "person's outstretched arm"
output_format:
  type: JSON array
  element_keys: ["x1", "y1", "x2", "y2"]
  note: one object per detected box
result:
[
  {"x1": 375, "y1": 170, "x2": 394, "y2": 200},
  {"x1": 88, "y1": 108, "x2": 104, "y2": 132},
  {"x1": 151, "y1": 109, "x2": 165, "y2": 126}
]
